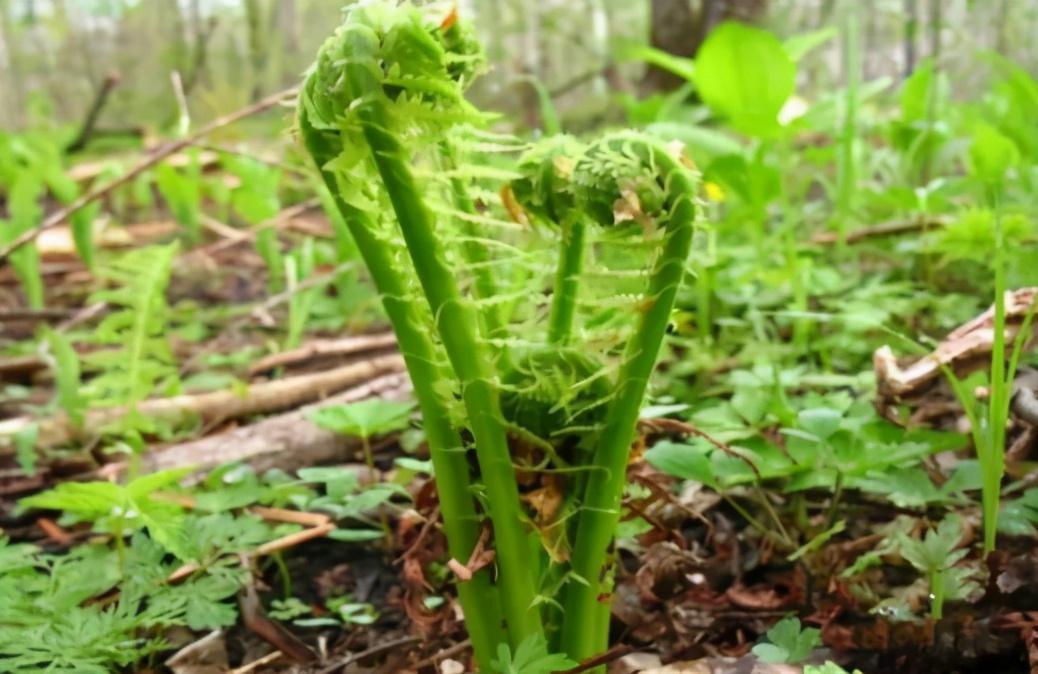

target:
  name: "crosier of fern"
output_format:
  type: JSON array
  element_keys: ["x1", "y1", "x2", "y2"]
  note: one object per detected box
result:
[
  {"x1": 299, "y1": 3, "x2": 698, "y2": 670},
  {"x1": 558, "y1": 132, "x2": 698, "y2": 662},
  {"x1": 298, "y1": 4, "x2": 514, "y2": 668}
]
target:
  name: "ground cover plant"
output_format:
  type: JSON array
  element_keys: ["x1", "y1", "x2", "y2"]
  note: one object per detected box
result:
[{"x1": 2, "y1": 1, "x2": 1038, "y2": 673}]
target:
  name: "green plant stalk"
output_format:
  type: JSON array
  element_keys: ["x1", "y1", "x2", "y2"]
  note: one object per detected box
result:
[
  {"x1": 561, "y1": 141, "x2": 697, "y2": 662},
  {"x1": 984, "y1": 199, "x2": 1008, "y2": 554},
  {"x1": 547, "y1": 214, "x2": 587, "y2": 345},
  {"x1": 930, "y1": 569, "x2": 945, "y2": 619},
  {"x1": 300, "y1": 112, "x2": 505, "y2": 670},
  {"x1": 341, "y1": 25, "x2": 542, "y2": 644}
]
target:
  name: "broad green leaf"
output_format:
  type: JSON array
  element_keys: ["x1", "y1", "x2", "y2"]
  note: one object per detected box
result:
[
  {"x1": 307, "y1": 399, "x2": 415, "y2": 439},
  {"x1": 783, "y1": 26, "x2": 837, "y2": 62},
  {"x1": 622, "y1": 43, "x2": 695, "y2": 81},
  {"x1": 694, "y1": 22, "x2": 795, "y2": 137},
  {"x1": 644, "y1": 440, "x2": 718, "y2": 488},
  {"x1": 796, "y1": 408, "x2": 842, "y2": 441},
  {"x1": 969, "y1": 122, "x2": 1019, "y2": 185}
]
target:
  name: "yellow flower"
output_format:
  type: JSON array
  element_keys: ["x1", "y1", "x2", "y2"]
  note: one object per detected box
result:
[{"x1": 704, "y1": 181, "x2": 725, "y2": 202}]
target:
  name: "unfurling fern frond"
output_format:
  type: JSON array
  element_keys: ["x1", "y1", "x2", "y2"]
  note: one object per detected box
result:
[{"x1": 84, "y1": 242, "x2": 180, "y2": 434}]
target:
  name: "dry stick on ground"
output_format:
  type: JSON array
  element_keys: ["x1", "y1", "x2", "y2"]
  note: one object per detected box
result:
[
  {"x1": 0, "y1": 85, "x2": 300, "y2": 265},
  {"x1": 316, "y1": 635, "x2": 422, "y2": 674},
  {"x1": 166, "y1": 523, "x2": 336, "y2": 584},
  {"x1": 238, "y1": 568, "x2": 318, "y2": 664},
  {"x1": 65, "y1": 72, "x2": 122, "y2": 154},
  {"x1": 400, "y1": 639, "x2": 472, "y2": 673},
  {"x1": 141, "y1": 371, "x2": 410, "y2": 477},
  {"x1": 811, "y1": 216, "x2": 949, "y2": 245},
  {"x1": 0, "y1": 308, "x2": 73, "y2": 322},
  {"x1": 249, "y1": 331, "x2": 397, "y2": 375},
  {"x1": 0, "y1": 353, "x2": 405, "y2": 454},
  {"x1": 193, "y1": 197, "x2": 322, "y2": 256}
]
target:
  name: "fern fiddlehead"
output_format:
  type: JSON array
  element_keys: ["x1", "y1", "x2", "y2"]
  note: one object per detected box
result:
[
  {"x1": 559, "y1": 132, "x2": 699, "y2": 662},
  {"x1": 299, "y1": 1, "x2": 541, "y2": 652},
  {"x1": 301, "y1": 4, "x2": 700, "y2": 666}
]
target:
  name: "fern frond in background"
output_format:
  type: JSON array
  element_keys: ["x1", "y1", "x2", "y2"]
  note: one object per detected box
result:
[{"x1": 83, "y1": 242, "x2": 181, "y2": 434}]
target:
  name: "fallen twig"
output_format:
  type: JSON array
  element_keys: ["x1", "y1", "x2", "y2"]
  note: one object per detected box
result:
[
  {"x1": 238, "y1": 570, "x2": 317, "y2": 663},
  {"x1": 0, "y1": 86, "x2": 299, "y2": 264},
  {"x1": 140, "y1": 371, "x2": 410, "y2": 477},
  {"x1": 401, "y1": 639, "x2": 471, "y2": 673},
  {"x1": 639, "y1": 416, "x2": 762, "y2": 480},
  {"x1": 249, "y1": 332, "x2": 397, "y2": 375},
  {"x1": 227, "y1": 649, "x2": 282, "y2": 674},
  {"x1": 66, "y1": 72, "x2": 122, "y2": 154},
  {"x1": 316, "y1": 635, "x2": 421, "y2": 674},
  {"x1": 811, "y1": 216, "x2": 949, "y2": 245},
  {"x1": 0, "y1": 353, "x2": 405, "y2": 453}
]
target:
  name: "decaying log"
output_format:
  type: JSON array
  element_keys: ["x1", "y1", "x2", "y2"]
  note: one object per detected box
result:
[
  {"x1": 141, "y1": 371, "x2": 410, "y2": 477},
  {"x1": 248, "y1": 332, "x2": 397, "y2": 375},
  {"x1": 0, "y1": 354, "x2": 405, "y2": 454}
]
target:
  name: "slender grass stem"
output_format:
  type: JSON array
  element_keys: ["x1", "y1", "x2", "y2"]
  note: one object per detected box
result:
[
  {"x1": 835, "y1": 1, "x2": 860, "y2": 252},
  {"x1": 984, "y1": 193, "x2": 1007, "y2": 554}
]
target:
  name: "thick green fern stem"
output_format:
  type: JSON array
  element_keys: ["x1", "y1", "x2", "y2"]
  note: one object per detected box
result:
[
  {"x1": 559, "y1": 132, "x2": 698, "y2": 663},
  {"x1": 300, "y1": 1, "x2": 541, "y2": 653},
  {"x1": 301, "y1": 114, "x2": 505, "y2": 668}
]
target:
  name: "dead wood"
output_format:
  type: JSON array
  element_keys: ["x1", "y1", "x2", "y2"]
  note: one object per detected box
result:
[
  {"x1": 248, "y1": 332, "x2": 397, "y2": 375},
  {"x1": 66, "y1": 72, "x2": 123, "y2": 154},
  {"x1": 874, "y1": 287, "x2": 1038, "y2": 398},
  {"x1": 0, "y1": 354, "x2": 405, "y2": 454},
  {"x1": 141, "y1": 371, "x2": 410, "y2": 477},
  {"x1": 0, "y1": 86, "x2": 299, "y2": 264},
  {"x1": 812, "y1": 216, "x2": 949, "y2": 245}
]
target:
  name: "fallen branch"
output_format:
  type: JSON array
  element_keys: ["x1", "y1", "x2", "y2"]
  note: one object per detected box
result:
[
  {"x1": 66, "y1": 72, "x2": 122, "y2": 154},
  {"x1": 0, "y1": 86, "x2": 299, "y2": 264},
  {"x1": 0, "y1": 354, "x2": 405, "y2": 453},
  {"x1": 141, "y1": 371, "x2": 410, "y2": 476},
  {"x1": 875, "y1": 287, "x2": 1038, "y2": 398},
  {"x1": 812, "y1": 216, "x2": 949, "y2": 245},
  {"x1": 316, "y1": 635, "x2": 421, "y2": 674},
  {"x1": 249, "y1": 332, "x2": 397, "y2": 375}
]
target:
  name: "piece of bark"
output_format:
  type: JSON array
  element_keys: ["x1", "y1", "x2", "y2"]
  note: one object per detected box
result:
[
  {"x1": 248, "y1": 332, "x2": 397, "y2": 375},
  {"x1": 141, "y1": 371, "x2": 410, "y2": 477},
  {"x1": 0, "y1": 354, "x2": 405, "y2": 454},
  {"x1": 874, "y1": 287, "x2": 1037, "y2": 398}
]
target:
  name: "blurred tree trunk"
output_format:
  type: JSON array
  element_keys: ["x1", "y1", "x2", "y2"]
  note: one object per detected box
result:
[
  {"x1": 904, "y1": 0, "x2": 917, "y2": 77},
  {"x1": 995, "y1": 0, "x2": 1010, "y2": 54},
  {"x1": 275, "y1": 0, "x2": 298, "y2": 55},
  {"x1": 244, "y1": 0, "x2": 271, "y2": 102},
  {"x1": 641, "y1": 0, "x2": 768, "y2": 93},
  {"x1": 928, "y1": 0, "x2": 941, "y2": 61}
]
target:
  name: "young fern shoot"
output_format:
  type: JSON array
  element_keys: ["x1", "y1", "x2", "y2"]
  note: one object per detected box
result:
[
  {"x1": 299, "y1": 3, "x2": 699, "y2": 668},
  {"x1": 510, "y1": 135, "x2": 588, "y2": 345},
  {"x1": 559, "y1": 132, "x2": 699, "y2": 662},
  {"x1": 298, "y1": 2, "x2": 538, "y2": 662}
]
